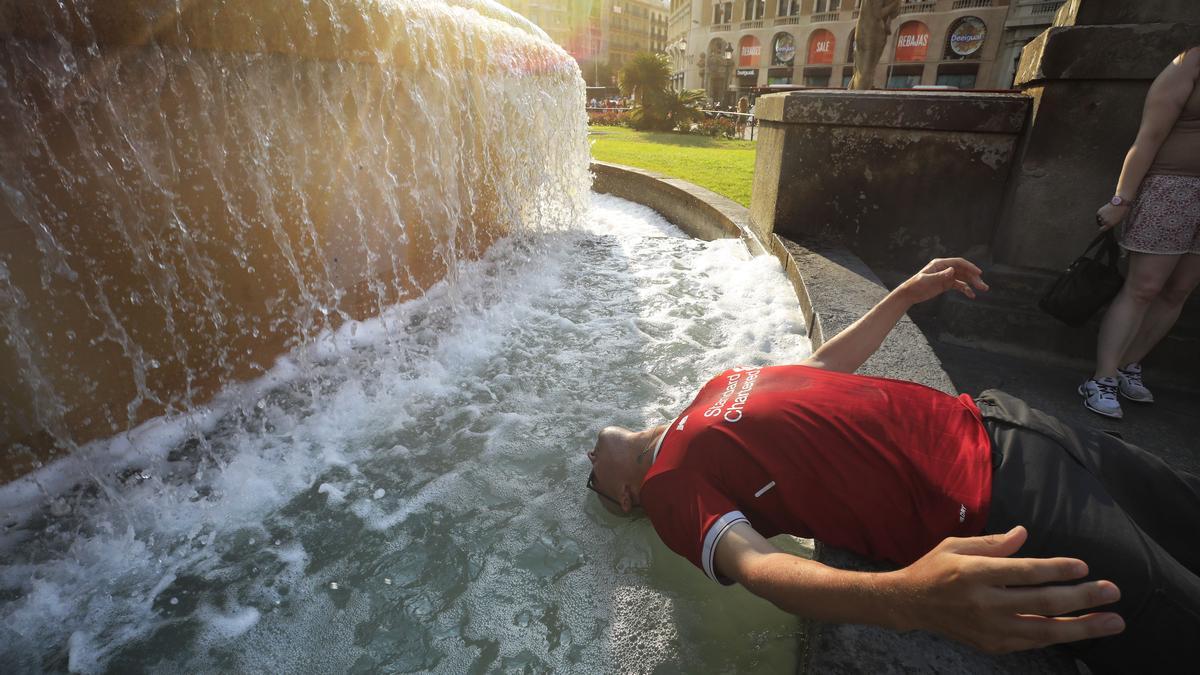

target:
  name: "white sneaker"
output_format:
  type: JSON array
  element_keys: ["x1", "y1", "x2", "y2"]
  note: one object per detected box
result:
[
  {"x1": 1117, "y1": 363, "x2": 1154, "y2": 403},
  {"x1": 1079, "y1": 377, "x2": 1123, "y2": 419}
]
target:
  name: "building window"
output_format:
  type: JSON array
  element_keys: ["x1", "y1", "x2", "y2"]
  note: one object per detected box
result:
[
  {"x1": 744, "y1": 0, "x2": 765, "y2": 21},
  {"x1": 936, "y1": 63, "x2": 979, "y2": 89},
  {"x1": 886, "y1": 64, "x2": 924, "y2": 88},
  {"x1": 803, "y1": 66, "x2": 832, "y2": 87},
  {"x1": 814, "y1": 0, "x2": 841, "y2": 11},
  {"x1": 778, "y1": 0, "x2": 800, "y2": 16},
  {"x1": 713, "y1": 1, "x2": 732, "y2": 24}
]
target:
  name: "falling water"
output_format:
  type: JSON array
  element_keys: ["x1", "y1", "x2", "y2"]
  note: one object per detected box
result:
[
  {"x1": 1, "y1": 1, "x2": 816, "y2": 672},
  {"x1": 0, "y1": 0, "x2": 590, "y2": 473}
]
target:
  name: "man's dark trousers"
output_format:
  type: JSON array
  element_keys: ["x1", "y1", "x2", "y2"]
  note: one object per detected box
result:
[{"x1": 976, "y1": 389, "x2": 1200, "y2": 673}]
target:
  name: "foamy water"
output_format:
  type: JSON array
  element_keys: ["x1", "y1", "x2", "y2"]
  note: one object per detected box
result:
[{"x1": 0, "y1": 194, "x2": 812, "y2": 673}]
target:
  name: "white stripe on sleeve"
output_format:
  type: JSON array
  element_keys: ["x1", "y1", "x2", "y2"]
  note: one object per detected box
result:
[{"x1": 701, "y1": 510, "x2": 749, "y2": 584}]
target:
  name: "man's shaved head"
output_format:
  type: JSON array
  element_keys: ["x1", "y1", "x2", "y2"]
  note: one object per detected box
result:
[{"x1": 587, "y1": 424, "x2": 667, "y2": 515}]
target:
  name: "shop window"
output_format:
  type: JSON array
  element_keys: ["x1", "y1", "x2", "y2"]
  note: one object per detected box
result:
[
  {"x1": 886, "y1": 64, "x2": 924, "y2": 88},
  {"x1": 803, "y1": 67, "x2": 831, "y2": 87},
  {"x1": 846, "y1": 28, "x2": 856, "y2": 62},
  {"x1": 936, "y1": 63, "x2": 979, "y2": 89}
]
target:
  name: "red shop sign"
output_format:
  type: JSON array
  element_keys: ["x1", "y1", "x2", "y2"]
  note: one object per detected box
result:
[
  {"x1": 739, "y1": 35, "x2": 762, "y2": 68},
  {"x1": 807, "y1": 29, "x2": 835, "y2": 65},
  {"x1": 894, "y1": 21, "x2": 930, "y2": 62}
]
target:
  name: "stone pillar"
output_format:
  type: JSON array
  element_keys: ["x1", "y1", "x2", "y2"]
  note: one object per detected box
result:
[
  {"x1": 751, "y1": 90, "x2": 1028, "y2": 277},
  {"x1": 991, "y1": 0, "x2": 1200, "y2": 270}
]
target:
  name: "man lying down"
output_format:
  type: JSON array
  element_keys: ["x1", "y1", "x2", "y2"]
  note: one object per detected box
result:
[{"x1": 585, "y1": 258, "x2": 1199, "y2": 672}]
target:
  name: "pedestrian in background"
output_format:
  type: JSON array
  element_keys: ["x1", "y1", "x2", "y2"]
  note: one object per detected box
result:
[{"x1": 1081, "y1": 47, "x2": 1200, "y2": 419}]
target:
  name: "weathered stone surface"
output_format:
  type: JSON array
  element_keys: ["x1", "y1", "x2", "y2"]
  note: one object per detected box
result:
[
  {"x1": 756, "y1": 90, "x2": 1028, "y2": 134},
  {"x1": 1055, "y1": 0, "x2": 1200, "y2": 27},
  {"x1": 992, "y1": 79, "x2": 1148, "y2": 269},
  {"x1": 1016, "y1": 23, "x2": 1200, "y2": 86},
  {"x1": 751, "y1": 91, "x2": 1027, "y2": 278}
]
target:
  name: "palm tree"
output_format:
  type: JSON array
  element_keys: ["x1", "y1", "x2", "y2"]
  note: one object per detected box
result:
[
  {"x1": 663, "y1": 89, "x2": 707, "y2": 130},
  {"x1": 618, "y1": 53, "x2": 670, "y2": 103}
]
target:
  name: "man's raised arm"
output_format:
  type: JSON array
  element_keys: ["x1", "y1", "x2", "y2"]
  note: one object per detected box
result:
[
  {"x1": 801, "y1": 258, "x2": 988, "y2": 373},
  {"x1": 715, "y1": 522, "x2": 1125, "y2": 654}
]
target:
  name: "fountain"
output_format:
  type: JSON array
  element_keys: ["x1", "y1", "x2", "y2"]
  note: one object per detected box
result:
[
  {"x1": 0, "y1": 0, "x2": 590, "y2": 477},
  {"x1": 0, "y1": 1, "x2": 816, "y2": 671}
]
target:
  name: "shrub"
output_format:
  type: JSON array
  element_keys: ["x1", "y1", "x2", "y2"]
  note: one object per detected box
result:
[
  {"x1": 696, "y1": 117, "x2": 738, "y2": 138},
  {"x1": 588, "y1": 110, "x2": 630, "y2": 127}
]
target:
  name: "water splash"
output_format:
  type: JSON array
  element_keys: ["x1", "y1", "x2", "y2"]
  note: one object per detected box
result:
[
  {"x1": 0, "y1": 194, "x2": 811, "y2": 673},
  {"x1": 0, "y1": 0, "x2": 590, "y2": 473}
]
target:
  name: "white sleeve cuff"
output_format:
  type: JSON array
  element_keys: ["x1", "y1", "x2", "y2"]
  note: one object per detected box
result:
[{"x1": 701, "y1": 510, "x2": 749, "y2": 585}]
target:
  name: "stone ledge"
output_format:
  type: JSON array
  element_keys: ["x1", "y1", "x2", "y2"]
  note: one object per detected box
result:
[
  {"x1": 1016, "y1": 23, "x2": 1200, "y2": 86},
  {"x1": 589, "y1": 161, "x2": 769, "y2": 253},
  {"x1": 755, "y1": 90, "x2": 1029, "y2": 135}
]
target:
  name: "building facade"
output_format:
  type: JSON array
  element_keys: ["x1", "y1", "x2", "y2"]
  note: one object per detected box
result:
[
  {"x1": 500, "y1": 0, "x2": 671, "y2": 86},
  {"x1": 693, "y1": 0, "x2": 1062, "y2": 105},
  {"x1": 667, "y1": 0, "x2": 706, "y2": 90},
  {"x1": 603, "y1": 0, "x2": 671, "y2": 69}
]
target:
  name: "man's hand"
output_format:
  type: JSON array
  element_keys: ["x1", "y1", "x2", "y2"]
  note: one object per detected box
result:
[
  {"x1": 888, "y1": 526, "x2": 1125, "y2": 654},
  {"x1": 898, "y1": 258, "x2": 990, "y2": 306}
]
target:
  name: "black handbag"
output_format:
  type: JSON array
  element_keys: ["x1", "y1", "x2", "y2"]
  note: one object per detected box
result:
[{"x1": 1038, "y1": 230, "x2": 1124, "y2": 326}]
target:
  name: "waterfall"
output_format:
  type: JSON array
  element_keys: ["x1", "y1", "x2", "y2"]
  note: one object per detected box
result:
[{"x1": 0, "y1": 0, "x2": 591, "y2": 478}]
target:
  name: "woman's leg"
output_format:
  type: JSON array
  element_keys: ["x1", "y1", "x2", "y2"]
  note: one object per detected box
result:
[
  {"x1": 1093, "y1": 252, "x2": 1182, "y2": 379},
  {"x1": 1121, "y1": 253, "x2": 1200, "y2": 365}
]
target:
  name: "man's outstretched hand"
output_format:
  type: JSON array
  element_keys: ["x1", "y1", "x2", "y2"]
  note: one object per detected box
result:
[
  {"x1": 899, "y1": 258, "x2": 990, "y2": 305},
  {"x1": 887, "y1": 526, "x2": 1125, "y2": 654}
]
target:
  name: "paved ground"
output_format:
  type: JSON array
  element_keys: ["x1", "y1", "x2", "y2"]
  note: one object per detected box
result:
[{"x1": 921, "y1": 337, "x2": 1200, "y2": 478}]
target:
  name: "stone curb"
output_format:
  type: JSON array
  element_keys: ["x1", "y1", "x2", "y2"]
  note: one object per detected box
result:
[{"x1": 589, "y1": 160, "x2": 769, "y2": 255}]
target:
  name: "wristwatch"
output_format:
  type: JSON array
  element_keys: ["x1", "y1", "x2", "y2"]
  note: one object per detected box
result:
[{"x1": 1110, "y1": 195, "x2": 1132, "y2": 207}]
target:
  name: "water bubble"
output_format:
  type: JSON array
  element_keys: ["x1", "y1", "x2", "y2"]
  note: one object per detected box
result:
[
  {"x1": 169, "y1": 597, "x2": 178, "y2": 606},
  {"x1": 372, "y1": 488, "x2": 384, "y2": 499},
  {"x1": 147, "y1": 359, "x2": 161, "y2": 369}
]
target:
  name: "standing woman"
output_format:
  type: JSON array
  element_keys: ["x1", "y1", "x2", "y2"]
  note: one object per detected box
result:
[{"x1": 1081, "y1": 47, "x2": 1200, "y2": 419}]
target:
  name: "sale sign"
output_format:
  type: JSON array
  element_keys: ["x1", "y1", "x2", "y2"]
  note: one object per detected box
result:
[
  {"x1": 806, "y1": 29, "x2": 835, "y2": 65},
  {"x1": 739, "y1": 35, "x2": 762, "y2": 68},
  {"x1": 894, "y1": 21, "x2": 930, "y2": 62}
]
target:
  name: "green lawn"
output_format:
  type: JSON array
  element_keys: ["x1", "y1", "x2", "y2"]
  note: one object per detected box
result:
[{"x1": 588, "y1": 126, "x2": 756, "y2": 207}]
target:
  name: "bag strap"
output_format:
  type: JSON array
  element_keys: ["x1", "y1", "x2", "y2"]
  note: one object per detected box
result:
[
  {"x1": 1097, "y1": 230, "x2": 1121, "y2": 266},
  {"x1": 1080, "y1": 230, "x2": 1120, "y2": 266}
]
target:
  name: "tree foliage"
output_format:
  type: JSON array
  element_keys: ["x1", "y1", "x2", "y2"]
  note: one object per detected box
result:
[
  {"x1": 619, "y1": 53, "x2": 706, "y2": 132},
  {"x1": 618, "y1": 53, "x2": 670, "y2": 101}
]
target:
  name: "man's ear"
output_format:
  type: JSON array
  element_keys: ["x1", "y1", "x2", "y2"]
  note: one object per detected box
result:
[{"x1": 619, "y1": 484, "x2": 634, "y2": 514}]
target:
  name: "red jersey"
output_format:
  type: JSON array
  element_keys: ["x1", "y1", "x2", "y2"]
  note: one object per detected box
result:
[{"x1": 640, "y1": 365, "x2": 993, "y2": 584}]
